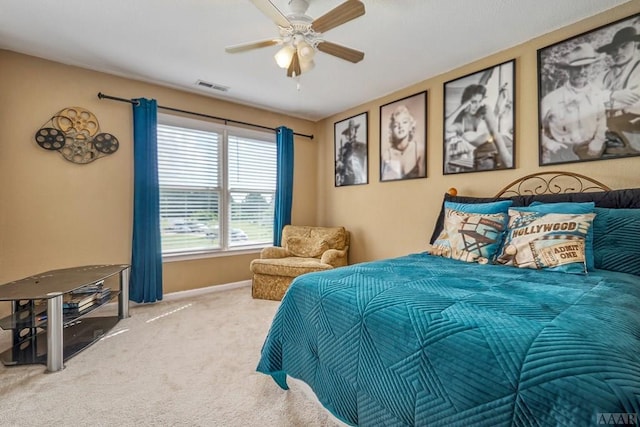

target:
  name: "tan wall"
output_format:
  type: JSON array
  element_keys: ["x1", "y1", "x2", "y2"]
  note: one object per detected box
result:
[
  {"x1": 1, "y1": 2, "x2": 640, "y2": 299},
  {"x1": 317, "y1": 2, "x2": 640, "y2": 264},
  {"x1": 0, "y1": 50, "x2": 317, "y2": 296}
]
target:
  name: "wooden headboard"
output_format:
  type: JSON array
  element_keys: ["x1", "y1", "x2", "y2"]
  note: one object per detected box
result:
[{"x1": 494, "y1": 171, "x2": 611, "y2": 198}]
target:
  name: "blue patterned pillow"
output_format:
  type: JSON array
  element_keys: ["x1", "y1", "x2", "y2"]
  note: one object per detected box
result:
[
  {"x1": 527, "y1": 201, "x2": 595, "y2": 213},
  {"x1": 496, "y1": 210, "x2": 595, "y2": 274},
  {"x1": 430, "y1": 208, "x2": 508, "y2": 263},
  {"x1": 444, "y1": 200, "x2": 513, "y2": 214},
  {"x1": 593, "y1": 208, "x2": 640, "y2": 276}
]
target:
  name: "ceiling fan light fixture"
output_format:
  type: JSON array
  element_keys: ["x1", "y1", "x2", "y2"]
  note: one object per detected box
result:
[
  {"x1": 297, "y1": 41, "x2": 315, "y2": 61},
  {"x1": 227, "y1": 0, "x2": 366, "y2": 78},
  {"x1": 274, "y1": 45, "x2": 295, "y2": 68},
  {"x1": 299, "y1": 58, "x2": 315, "y2": 74}
]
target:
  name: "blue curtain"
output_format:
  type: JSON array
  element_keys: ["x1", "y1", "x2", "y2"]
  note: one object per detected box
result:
[
  {"x1": 273, "y1": 126, "x2": 294, "y2": 246},
  {"x1": 130, "y1": 98, "x2": 163, "y2": 303}
]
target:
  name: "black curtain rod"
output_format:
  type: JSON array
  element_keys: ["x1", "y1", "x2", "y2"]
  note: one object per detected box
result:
[{"x1": 97, "y1": 92, "x2": 314, "y2": 140}]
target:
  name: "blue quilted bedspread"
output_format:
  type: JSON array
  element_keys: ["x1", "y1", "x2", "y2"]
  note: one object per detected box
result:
[{"x1": 256, "y1": 253, "x2": 640, "y2": 426}]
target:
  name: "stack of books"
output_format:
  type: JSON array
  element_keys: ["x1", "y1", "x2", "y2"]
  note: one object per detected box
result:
[
  {"x1": 64, "y1": 280, "x2": 111, "y2": 314},
  {"x1": 63, "y1": 292, "x2": 97, "y2": 313},
  {"x1": 94, "y1": 286, "x2": 112, "y2": 304}
]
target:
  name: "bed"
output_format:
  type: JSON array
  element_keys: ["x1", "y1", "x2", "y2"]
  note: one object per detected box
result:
[{"x1": 256, "y1": 171, "x2": 640, "y2": 426}]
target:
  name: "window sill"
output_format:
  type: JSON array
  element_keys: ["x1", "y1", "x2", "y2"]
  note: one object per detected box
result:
[{"x1": 162, "y1": 246, "x2": 265, "y2": 263}]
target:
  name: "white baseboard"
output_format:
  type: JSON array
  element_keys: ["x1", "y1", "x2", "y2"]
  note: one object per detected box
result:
[{"x1": 161, "y1": 280, "x2": 251, "y2": 302}]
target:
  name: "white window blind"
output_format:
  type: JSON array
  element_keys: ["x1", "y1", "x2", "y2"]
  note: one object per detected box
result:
[{"x1": 157, "y1": 116, "x2": 276, "y2": 256}]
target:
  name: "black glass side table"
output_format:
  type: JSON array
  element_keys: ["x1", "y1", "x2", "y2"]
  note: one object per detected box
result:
[{"x1": 0, "y1": 264, "x2": 130, "y2": 372}]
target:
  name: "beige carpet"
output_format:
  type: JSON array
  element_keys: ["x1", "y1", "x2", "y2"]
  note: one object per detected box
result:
[{"x1": 0, "y1": 286, "x2": 344, "y2": 427}]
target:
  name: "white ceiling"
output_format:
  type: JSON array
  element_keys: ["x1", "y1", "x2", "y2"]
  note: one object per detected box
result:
[{"x1": 0, "y1": 0, "x2": 630, "y2": 121}]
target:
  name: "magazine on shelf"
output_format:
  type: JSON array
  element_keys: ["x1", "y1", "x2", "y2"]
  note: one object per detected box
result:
[{"x1": 71, "y1": 280, "x2": 105, "y2": 295}]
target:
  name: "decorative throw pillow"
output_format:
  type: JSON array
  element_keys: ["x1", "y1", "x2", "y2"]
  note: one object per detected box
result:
[
  {"x1": 527, "y1": 201, "x2": 595, "y2": 212},
  {"x1": 444, "y1": 200, "x2": 514, "y2": 214},
  {"x1": 429, "y1": 208, "x2": 508, "y2": 263},
  {"x1": 431, "y1": 197, "x2": 513, "y2": 244},
  {"x1": 496, "y1": 210, "x2": 595, "y2": 274},
  {"x1": 285, "y1": 237, "x2": 329, "y2": 258},
  {"x1": 521, "y1": 202, "x2": 596, "y2": 270},
  {"x1": 592, "y1": 207, "x2": 640, "y2": 276}
]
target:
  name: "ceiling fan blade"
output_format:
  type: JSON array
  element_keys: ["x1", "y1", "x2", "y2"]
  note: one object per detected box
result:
[
  {"x1": 317, "y1": 41, "x2": 364, "y2": 63},
  {"x1": 287, "y1": 51, "x2": 301, "y2": 77},
  {"x1": 249, "y1": 0, "x2": 291, "y2": 28},
  {"x1": 311, "y1": 0, "x2": 365, "y2": 34},
  {"x1": 225, "y1": 39, "x2": 280, "y2": 53}
]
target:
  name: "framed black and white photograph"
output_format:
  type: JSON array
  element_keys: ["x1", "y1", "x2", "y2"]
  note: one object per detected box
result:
[
  {"x1": 334, "y1": 112, "x2": 368, "y2": 187},
  {"x1": 379, "y1": 91, "x2": 427, "y2": 182},
  {"x1": 538, "y1": 13, "x2": 640, "y2": 166},
  {"x1": 443, "y1": 60, "x2": 515, "y2": 175}
]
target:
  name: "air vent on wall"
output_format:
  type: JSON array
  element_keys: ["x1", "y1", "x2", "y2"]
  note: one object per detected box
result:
[{"x1": 195, "y1": 80, "x2": 229, "y2": 92}]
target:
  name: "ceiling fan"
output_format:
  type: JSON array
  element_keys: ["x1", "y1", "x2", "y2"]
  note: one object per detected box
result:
[{"x1": 225, "y1": 0, "x2": 365, "y2": 78}]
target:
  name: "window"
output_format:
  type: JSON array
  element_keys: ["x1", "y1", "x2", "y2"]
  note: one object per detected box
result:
[{"x1": 157, "y1": 114, "x2": 276, "y2": 257}]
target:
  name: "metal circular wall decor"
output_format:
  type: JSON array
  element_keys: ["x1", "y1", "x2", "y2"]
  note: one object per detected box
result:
[{"x1": 35, "y1": 107, "x2": 119, "y2": 164}]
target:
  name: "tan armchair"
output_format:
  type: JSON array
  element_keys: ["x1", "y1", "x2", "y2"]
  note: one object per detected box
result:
[{"x1": 250, "y1": 225, "x2": 350, "y2": 300}]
